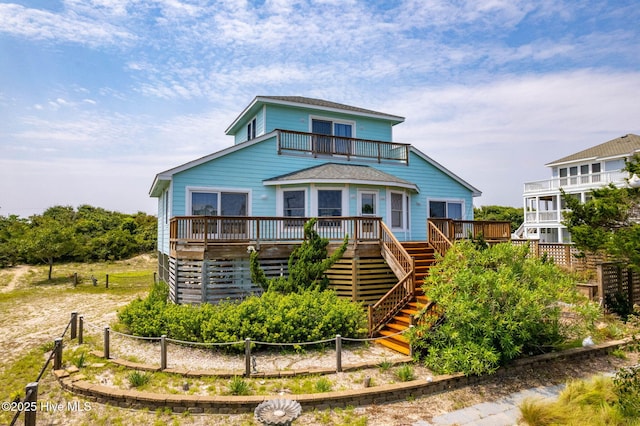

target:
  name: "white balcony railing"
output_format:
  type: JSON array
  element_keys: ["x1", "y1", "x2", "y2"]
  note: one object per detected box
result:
[{"x1": 524, "y1": 171, "x2": 628, "y2": 194}]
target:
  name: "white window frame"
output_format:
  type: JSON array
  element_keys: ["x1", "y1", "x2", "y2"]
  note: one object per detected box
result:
[
  {"x1": 311, "y1": 186, "x2": 348, "y2": 218},
  {"x1": 428, "y1": 198, "x2": 465, "y2": 220},
  {"x1": 276, "y1": 187, "x2": 308, "y2": 217},
  {"x1": 186, "y1": 186, "x2": 252, "y2": 216},
  {"x1": 358, "y1": 190, "x2": 378, "y2": 216},
  {"x1": 247, "y1": 116, "x2": 257, "y2": 141},
  {"x1": 387, "y1": 190, "x2": 409, "y2": 231},
  {"x1": 308, "y1": 115, "x2": 356, "y2": 137}
]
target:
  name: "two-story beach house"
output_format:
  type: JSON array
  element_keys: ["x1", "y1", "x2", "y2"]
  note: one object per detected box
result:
[
  {"x1": 519, "y1": 134, "x2": 640, "y2": 243},
  {"x1": 149, "y1": 96, "x2": 505, "y2": 353}
]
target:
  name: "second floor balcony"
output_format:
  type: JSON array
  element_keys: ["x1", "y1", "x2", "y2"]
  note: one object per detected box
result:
[
  {"x1": 524, "y1": 170, "x2": 628, "y2": 194},
  {"x1": 276, "y1": 129, "x2": 410, "y2": 165}
]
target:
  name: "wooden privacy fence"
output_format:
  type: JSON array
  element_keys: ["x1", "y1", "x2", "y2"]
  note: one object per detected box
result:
[
  {"x1": 511, "y1": 239, "x2": 602, "y2": 272},
  {"x1": 598, "y1": 263, "x2": 640, "y2": 308}
]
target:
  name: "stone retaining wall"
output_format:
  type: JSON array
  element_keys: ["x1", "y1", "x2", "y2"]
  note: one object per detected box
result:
[{"x1": 55, "y1": 338, "x2": 630, "y2": 414}]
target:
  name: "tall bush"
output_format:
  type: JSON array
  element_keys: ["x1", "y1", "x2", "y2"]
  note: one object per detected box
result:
[
  {"x1": 410, "y1": 241, "x2": 594, "y2": 375},
  {"x1": 250, "y1": 217, "x2": 348, "y2": 293}
]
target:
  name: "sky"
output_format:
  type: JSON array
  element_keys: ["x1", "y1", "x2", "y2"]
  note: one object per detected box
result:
[{"x1": 1, "y1": 0, "x2": 639, "y2": 218}]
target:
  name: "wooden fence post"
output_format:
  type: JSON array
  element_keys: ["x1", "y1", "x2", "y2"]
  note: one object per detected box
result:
[
  {"x1": 105, "y1": 274, "x2": 109, "y2": 289},
  {"x1": 24, "y1": 382, "x2": 38, "y2": 426},
  {"x1": 103, "y1": 327, "x2": 110, "y2": 359},
  {"x1": 70, "y1": 311, "x2": 77, "y2": 340},
  {"x1": 244, "y1": 338, "x2": 252, "y2": 377},
  {"x1": 335, "y1": 334, "x2": 342, "y2": 373},
  {"x1": 78, "y1": 315, "x2": 84, "y2": 344},
  {"x1": 73, "y1": 273, "x2": 78, "y2": 287},
  {"x1": 53, "y1": 338, "x2": 63, "y2": 370},
  {"x1": 160, "y1": 335, "x2": 167, "y2": 370}
]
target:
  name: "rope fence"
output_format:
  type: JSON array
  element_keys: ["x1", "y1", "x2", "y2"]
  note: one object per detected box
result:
[
  {"x1": 10, "y1": 311, "x2": 413, "y2": 425},
  {"x1": 80, "y1": 314, "x2": 414, "y2": 376},
  {"x1": 9, "y1": 312, "x2": 77, "y2": 426}
]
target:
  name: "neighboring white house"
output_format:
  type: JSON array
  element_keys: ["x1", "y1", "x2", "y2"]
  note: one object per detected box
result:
[{"x1": 518, "y1": 133, "x2": 640, "y2": 243}]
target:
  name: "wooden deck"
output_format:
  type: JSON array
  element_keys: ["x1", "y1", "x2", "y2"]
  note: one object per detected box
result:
[{"x1": 167, "y1": 216, "x2": 512, "y2": 347}]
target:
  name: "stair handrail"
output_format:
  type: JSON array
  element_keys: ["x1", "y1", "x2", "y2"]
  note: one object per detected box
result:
[
  {"x1": 368, "y1": 269, "x2": 414, "y2": 335},
  {"x1": 369, "y1": 222, "x2": 415, "y2": 335},
  {"x1": 427, "y1": 219, "x2": 453, "y2": 257},
  {"x1": 379, "y1": 221, "x2": 413, "y2": 277}
]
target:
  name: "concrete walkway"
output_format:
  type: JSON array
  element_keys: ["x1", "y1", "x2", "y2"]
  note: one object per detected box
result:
[{"x1": 413, "y1": 383, "x2": 565, "y2": 426}]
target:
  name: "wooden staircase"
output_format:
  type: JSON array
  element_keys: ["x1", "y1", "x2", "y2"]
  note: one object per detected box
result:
[{"x1": 375, "y1": 242, "x2": 438, "y2": 355}]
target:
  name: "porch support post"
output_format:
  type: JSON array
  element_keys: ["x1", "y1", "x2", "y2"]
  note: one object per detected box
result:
[
  {"x1": 351, "y1": 258, "x2": 358, "y2": 302},
  {"x1": 201, "y1": 260, "x2": 209, "y2": 304}
]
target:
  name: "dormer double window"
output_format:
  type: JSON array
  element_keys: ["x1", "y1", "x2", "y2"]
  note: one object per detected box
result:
[{"x1": 311, "y1": 117, "x2": 354, "y2": 155}]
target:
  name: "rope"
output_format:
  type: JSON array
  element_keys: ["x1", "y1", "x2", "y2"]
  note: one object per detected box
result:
[
  {"x1": 109, "y1": 330, "x2": 159, "y2": 340},
  {"x1": 165, "y1": 338, "x2": 243, "y2": 347},
  {"x1": 252, "y1": 338, "x2": 335, "y2": 346}
]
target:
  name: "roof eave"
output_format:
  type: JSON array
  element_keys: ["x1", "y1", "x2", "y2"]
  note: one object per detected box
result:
[{"x1": 263, "y1": 177, "x2": 418, "y2": 192}]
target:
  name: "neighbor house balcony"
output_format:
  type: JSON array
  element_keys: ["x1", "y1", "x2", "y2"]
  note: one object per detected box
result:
[
  {"x1": 523, "y1": 171, "x2": 628, "y2": 194},
  {"x1": 276, "y1": 129, "x2": 410, "y2": 165}
]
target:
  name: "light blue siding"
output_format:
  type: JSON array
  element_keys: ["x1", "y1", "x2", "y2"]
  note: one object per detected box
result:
[
  {"x1": 164, "y1": 139, "x2": 474, "y2": 248},
  {"x1": 154, "y1": 100, "x2": 478, "y2": 254},
  {"x1": 264, "y1": 105, "x2": 393, "y2": 142}
]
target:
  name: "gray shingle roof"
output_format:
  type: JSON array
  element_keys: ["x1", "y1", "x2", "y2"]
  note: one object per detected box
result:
[
  {"x1": 547, "y1": 134, "x2": 640, "y2": 166},
  {"x1": 258, "y1": 96, "x2": 405, "y2": 122},
  {"x1": 264, "y1": 163, "x2": 418, "y2": 191}
]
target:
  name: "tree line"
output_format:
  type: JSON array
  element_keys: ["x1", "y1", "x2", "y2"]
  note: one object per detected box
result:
[{"x1": 0, "y1": 205, "x2": 157, "y2": 278}]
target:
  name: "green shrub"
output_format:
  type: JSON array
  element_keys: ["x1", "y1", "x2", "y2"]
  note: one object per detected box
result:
[
  {"x1": 118, "y1": 281, "x2": 367, "y2": 347},
  {"x1": 396, "y1": 364, "x2": 415, "y2": 382},
  {"x1": 201, "y1": 290, "x2": 367, "y2": 347},
  {"x1": 314, "y1": 377, "x2": 332, "y2": 392},
  {"x1": 71, "y1": 352, "x2": 86, "y2": 368},
  {"x1": 410, "y1": 241, "x2": 595, "y2": 375},
  {"x1": 614, "y1": 365, "x2": 640, "y2": 417},
  {"x1": 128, "y1": 371, "x2": 152, "y2": 388},
  {"x1": 228, "y1": 376, "x2": 250, "y2": 395},
  {"x1": 250, "y1": 217, "x2": 348, "y2": 293}
]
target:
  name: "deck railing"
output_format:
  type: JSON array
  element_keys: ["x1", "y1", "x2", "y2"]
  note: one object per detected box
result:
[
  {"x1": 170, "y1": 216, "x2": 381, "y2": 251},
  {"x1": 428, "y1": 219, "x2": 511, "y2": 241},
  {"x1": 523, "y1": 170, "x2": 628, "y2": 193},
  {"x1": 276, "y1": 129, "x2": 410, "y2": 164},
  {"x1": 427, "y1": 220, "x2": 453, "y2": 257},
  {"x1": 368, "y1": 222, "x2": 415, "y2": 334}
]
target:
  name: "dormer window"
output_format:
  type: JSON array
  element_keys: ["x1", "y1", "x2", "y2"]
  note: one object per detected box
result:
[
  {"x1": 311, "y1": 117, "x2": 353, "y2": 155},
  {"x1": 247, "y1": 118, "x2": 257, "y2": 141}
]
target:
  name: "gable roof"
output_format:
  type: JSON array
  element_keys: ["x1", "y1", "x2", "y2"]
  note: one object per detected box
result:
[
  {"x1": 547, "y1": 133, "x2": 640, "y2": 166},
  {"x1": 263, "y1": 163, "x2": 419, "y2": 192},
  {"x1": 225, "y1": 96, "x2": 405, "y2": 135}
]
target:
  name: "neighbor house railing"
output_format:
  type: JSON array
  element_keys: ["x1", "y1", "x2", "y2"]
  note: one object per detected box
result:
[
  {"x1": 523, "y1": 170, "x2": 628, "y2": 193},
  {"x1": 368, "y1": 222, "x2": 415, "y2": 334},
  {"x1": 276, "y1": 129, "x2": 410, "y2": 164}
]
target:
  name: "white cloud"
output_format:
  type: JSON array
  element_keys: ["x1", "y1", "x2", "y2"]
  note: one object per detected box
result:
[{"x1": 0, "y1": 3, "x2": 135, "y2": 46}]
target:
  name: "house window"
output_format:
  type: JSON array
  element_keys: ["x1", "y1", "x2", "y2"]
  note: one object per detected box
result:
[
  {"x1": 360, "y1": 192, "x2": 376, "y2": 216},
  {"x1": 391, "y1": 192, "x2": 404, "y2": 228},
  {"x1": 311, "y1": 118, "x2": 353, "y2": 155},
  {"x1": 559, "y1": 168, "x2": 568, "y2": 186},
  {"x1": 592, "y1": 163, "x2": 601, "y2": 183},
  {"x1": 192, "y1": 192, "x2": 218, "y2": 216},
  {"x1": 247, "y1": 118, "x2": 257, "y2": 141},
  {"x1": 318, "y1": 190, "x2": 342, "y2": 217},
  {"x1": 191, "y1": 191, "x2": 247, "y2": 216},
  {"x1": 283, "y1": 190, "x2": 305, "y2": 217},
  {"x1": 429, "y1": 200, "x2": 463, "y2": 220}
]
